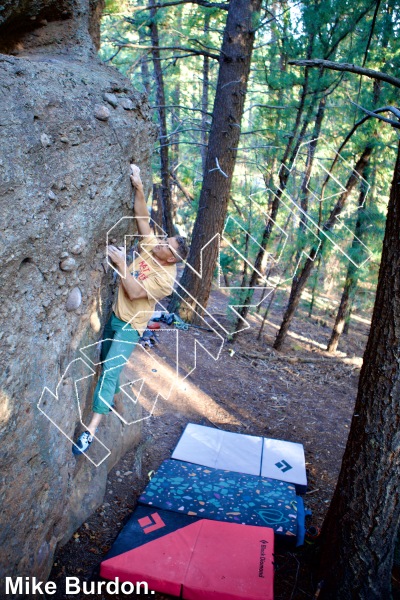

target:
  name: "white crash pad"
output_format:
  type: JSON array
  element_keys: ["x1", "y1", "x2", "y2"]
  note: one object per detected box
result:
[
  {"x1": 171, "y1": 423, "x2": 263, "y2": 476},
  {"x1": 261, "y1": 438, "x2": 307, "y2": 494},
  {"x1": 172, "y1": 423, "x2": 307, "y2": 493}
]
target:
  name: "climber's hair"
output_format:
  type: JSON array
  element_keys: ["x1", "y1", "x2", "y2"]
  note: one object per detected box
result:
[{"x1": 173, "y1": 236, "x2": 189, "y2": 262}]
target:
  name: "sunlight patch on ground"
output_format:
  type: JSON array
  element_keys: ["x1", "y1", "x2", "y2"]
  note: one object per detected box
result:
[
  {"x1": 124, "y1": 348, "x2": 240, "y2": 425},
  {"x1": 255, "y1": 315, "x2": 363, "y2": 368},
  {"x1": 346, "y1": 313, "x2": 371, "y2": 326},
  {"x1": 342, "y1": 356, "x2": 363, "y2": 368},
  {"x1": 252, "y1": 314, "x2": 364, "y2": 365},
  {"x1": 254, "y1": 314, "x2": 328, "y2": 350}
]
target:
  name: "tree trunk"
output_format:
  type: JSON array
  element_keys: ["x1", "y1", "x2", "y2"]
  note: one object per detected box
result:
[
  {"x1": 232, "y1": 89, "x2": 323, "y2": 337},
  {"x1": 149, "y1": 0, "x2": 175, "y2": 236},
  {"x1": 139, "y1": 27, "x2": 151, "y2": 96},
  {"x1": 257, "y1": 290, "x2": 275, "y2": 340},
  {"x1": 308, "y1": 254, "x2": 322, "y2": 317},
  {"x1": 318, "y1": 139, "x2": 400, "y2": 599},
  {"x1": 273, "y1": 144, "x2": 373, "y2": 350},
  {"x1": 327, "y1": 172, "x2": 370, "y2": 352},
  {"x1": 170, "y1": 77, "x2": 180, "y2": 219},
  {"x1": 343, "y1": 306, "x2": 352, "y2": 335},
  {"x1": 201, "y1": 12, "x2": 211, "y2": 172},
  {"x1": 170, "y1": 10, "x2": 182, "y2": 217},
  {"x1": 294, "y1": 96, "x2": 326, "y2": 264},
  {"x1": 168, "y1": 0, "x2": 262, "y2": 319},
  {"x1": 151, "y1": 183, "x2": 164, "y2": 231}
]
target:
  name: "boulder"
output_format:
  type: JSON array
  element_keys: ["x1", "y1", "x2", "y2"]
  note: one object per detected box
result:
[{"x1": 0, "y1": 0, "x2": 157, "y2": 585}]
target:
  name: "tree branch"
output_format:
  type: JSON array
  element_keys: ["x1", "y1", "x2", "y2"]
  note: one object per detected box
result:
[
  {"x1": 319, "y1": 105, "x2": 400, "y2": 196},
  {"x1": 150, "y1": 104, "x2": 212, "y2": 116},
  {"x1": 169, "y1": 171, "x2": 195, "y2": 203},
  {"x1": 121, "y1": 0, "x2": 228, "y2": 13},
  {"x1": 243, "y1": 103, "x2": 294, "y2": 112},
  {"x1": 288, "y1": 58, "x2": 400, "y2": 89},
  {"x1": 324, "y1": 1, "x2": 376, "y2": 59},
  {"x1": 109, "y1": 41, "x2": 220, "y2": 61},
  {"x1": 348, "y1": 100, "x2": 400, "y2": 129},
  {"x1": 103, "y1": 47, "x2": 123, "y2": 63},
  {"x1": 187, "y1": 37, "x2": 226, "y2": 57}
]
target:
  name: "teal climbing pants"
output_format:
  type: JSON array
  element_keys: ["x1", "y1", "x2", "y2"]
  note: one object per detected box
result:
[{"x1": 92, "y1": 312, "x2": 140, "y2": 415}]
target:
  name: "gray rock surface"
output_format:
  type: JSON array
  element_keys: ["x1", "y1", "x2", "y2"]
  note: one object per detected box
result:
[
  {"x1": 60, "y1": 257, "x2": 77, "y2": 271},
  {"x1": 94, "y1": 103, "x2": 110, "y2": 121},
  {"x1": 0, "y1": 0, "x2": 157, "y2": 585},
  {"x1": 65, "y1": 286, "x2": 82, "y2": 311},
  {"x1": 103, "y1": 92, "x2": 119, "y2": 108}
]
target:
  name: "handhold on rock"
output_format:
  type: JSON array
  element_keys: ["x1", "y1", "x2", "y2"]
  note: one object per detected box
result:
[
  {"x1": 40, "y1": 133, "x2": 52, "y2": 147},
  {"x1": 66, "y1": 287, "x2": 82, "y2": 311},
  {"x1": 70, "y1": 238, "x2": 86, "y2": 255},
  {"x1": 89, "y1": 185, "x2": 97, "y2": 199},
  {"x1": 121, "y1": 98, "x2": 135, "y2": 110},
  {"x1": 103, "y1": 93, "x2": 118, "y2": 108},
  {"x1": 130, "y1": 164, "x2": 140, "y2": 177},
  {"x1": 48, "y1": 190, "x2": 57, "y2": 201},
  {"x1": 94, "y1": 105, "x2": 110, "y2": 121},
  {"x1": 60, "y1": 257, "x2": 76, "y2": 271}
]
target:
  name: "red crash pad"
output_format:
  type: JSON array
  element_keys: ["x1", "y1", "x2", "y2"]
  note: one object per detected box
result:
[
  {"x1": 100, "y1": 506, "x2": 274, "y2": 599},
  {"x1": 183, "y1": 520, "x2": 274, "y2": 600}
]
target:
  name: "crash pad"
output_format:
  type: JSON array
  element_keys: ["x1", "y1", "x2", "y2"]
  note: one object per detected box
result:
[
  {"x1": 261, "y1": 438, "x2": 307, "y2": 494},
  {"x1": 139, "y1": 459, "x2": 299, "y2": 541},
  {"x1": 100, "y1": 505, "x2": 274, "y2": 600},
  {"x1": 172, "y1": 422, "x2": 263, "y2": 476},
  {"x1": 171, "y1": 423, "x2": 307, "y2": 494}
]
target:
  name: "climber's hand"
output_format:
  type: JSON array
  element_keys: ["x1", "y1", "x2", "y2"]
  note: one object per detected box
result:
[
  {"x1": 130, "y1": 164, "x2": 143, "y2": 190},
  {"x1": 107, "y1": 245, "x2": 126, "y2": 268}
]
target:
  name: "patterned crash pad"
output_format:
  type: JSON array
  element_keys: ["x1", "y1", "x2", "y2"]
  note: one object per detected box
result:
[
  {"x1": 139, "y1": 459, "x2": 301, "y2": 541},
  {"x1": 101, "y1": 506, "x2": 274, "y2": 600},
  {"x1": 172, "y1": 423, "x2": 307, "y2": 494}
]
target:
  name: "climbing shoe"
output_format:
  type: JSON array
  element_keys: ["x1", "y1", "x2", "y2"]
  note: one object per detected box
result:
[{"x1": 72, "y1": 430, "x2": 93, "y2": 455}]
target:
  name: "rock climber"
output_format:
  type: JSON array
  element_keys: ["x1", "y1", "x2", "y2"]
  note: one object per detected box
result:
[{"x1": 72, "y1": 165, "x2": 188, "y2": 454}]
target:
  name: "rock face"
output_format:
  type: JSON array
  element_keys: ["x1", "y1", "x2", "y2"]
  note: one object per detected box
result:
[
  {"x1": 0, "y1": 0, "x2": 104, "y2": 57},
  {"x1": 0, "y1": 0, "x2": 157, "y2": 586}
]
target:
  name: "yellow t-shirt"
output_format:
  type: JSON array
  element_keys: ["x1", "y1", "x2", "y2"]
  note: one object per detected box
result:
[{"x1": 113, "y1": 235, "x2": 177, "y2": 335}]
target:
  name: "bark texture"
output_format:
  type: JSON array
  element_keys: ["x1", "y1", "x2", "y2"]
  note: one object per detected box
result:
[
  {"x1": 149, "y1": 0, "x2": 175, "y2": 236},
  {"x1": 168, "y1": 0, "x2": 262, "y2": 319},
  {"x1": 319, "y1": 140, "x2": 400, "y2": 599},
  {"x1": 201, "y1": 13, "x2": 211, "y2": 172}
]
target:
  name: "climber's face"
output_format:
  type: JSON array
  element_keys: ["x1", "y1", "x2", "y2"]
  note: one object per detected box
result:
[{"x1": 152, "y1": 237, "x2": 179, "y2": 263}]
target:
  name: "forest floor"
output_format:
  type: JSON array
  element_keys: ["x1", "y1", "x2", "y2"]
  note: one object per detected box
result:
[{"x1": 49, "y1": 283, "x2": 400, "y2": 600}]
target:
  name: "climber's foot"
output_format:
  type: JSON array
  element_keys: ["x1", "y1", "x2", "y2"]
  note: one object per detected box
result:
[{"x1": 72, "y1": 430, "x2": 94, "y2": 455}]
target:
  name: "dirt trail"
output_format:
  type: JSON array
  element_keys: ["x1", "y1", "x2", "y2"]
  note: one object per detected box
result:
[{"x1": 50, "y1": 286, "x2": 373, "y2": 599}]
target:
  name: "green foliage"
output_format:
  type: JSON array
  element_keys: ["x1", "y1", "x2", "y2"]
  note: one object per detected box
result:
[{"x1": 99, "y1": 0, "x2": 399, "y2": 317}]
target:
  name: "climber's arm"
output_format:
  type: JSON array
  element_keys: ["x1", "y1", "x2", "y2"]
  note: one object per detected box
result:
[
  {"x1": 130, "y1": 165, "x2": 151, "y2": 237},
  {"x1": 107, "y1": 245, "x2": 148, "y2": 300}
]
